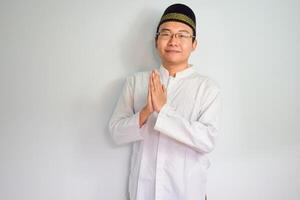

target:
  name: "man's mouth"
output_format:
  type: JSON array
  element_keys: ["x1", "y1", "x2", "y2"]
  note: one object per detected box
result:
[{"x1": 165, "y1": 49, "x2": 181, "y2": 53}]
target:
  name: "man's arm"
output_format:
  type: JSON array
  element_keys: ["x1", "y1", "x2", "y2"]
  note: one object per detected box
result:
[
  {"x1": 154, "y1": 85, "x2": 221, "y2": 153},
  {"x1": 109, "y1": 73, "x2": 154, "y2": 145},
  {"x1": 108, "y1": 76, "x2": 144, "y2": 145}
]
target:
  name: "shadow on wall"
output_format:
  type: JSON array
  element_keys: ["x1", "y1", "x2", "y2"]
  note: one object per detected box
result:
[
  {"x1": 104, "y1": 8, "x2": 163, "y2": 148},
  {"x1": 103, "y1": 78, "x2": 124, "y2": 147},
  {"x1": 120, "y1": 8, "x2": 161, "y2": 73}
]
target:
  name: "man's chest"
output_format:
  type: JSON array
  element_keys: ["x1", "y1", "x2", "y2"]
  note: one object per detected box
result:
[{"x1": 133, "y1": 77, "x2": 202, "y2": 120}]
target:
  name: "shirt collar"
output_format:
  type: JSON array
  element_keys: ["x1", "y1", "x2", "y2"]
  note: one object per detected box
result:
[{"x1": 159, "y1": 64, "x2": 195, "y2": 81}]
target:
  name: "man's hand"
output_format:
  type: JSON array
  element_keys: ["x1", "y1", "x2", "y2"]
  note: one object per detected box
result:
[
  {"x1": 139, "y1": 69, "x2": 167, "y2": 127},
  {"x1": 139, "y1": 73, "x2": 155, "y2": 127},
  {"x1": 150, "y1": 70, "x2": 167, "y2": 113}
]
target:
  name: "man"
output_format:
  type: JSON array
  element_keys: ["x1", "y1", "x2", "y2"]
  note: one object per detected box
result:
[{"x1": 109, "y1": 3, "x2": 221, "y2": 200}]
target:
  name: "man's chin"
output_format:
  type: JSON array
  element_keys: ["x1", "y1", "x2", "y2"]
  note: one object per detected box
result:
[
  {"x1": 163, "y1": 59, "x2": 183, "y2": 65},
  {"x1": 162, "y1": 56, "x2": 179, "y2": 62}
]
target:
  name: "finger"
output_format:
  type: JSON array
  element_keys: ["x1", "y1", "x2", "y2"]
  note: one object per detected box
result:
[
  {"x1": 162, "y1": 84, "x2": 166, "y2": 93},
  {"x1": 147, "y1": 74, "x2": 151, "y2": 97},
  {"x1": 150, "y1": 71, "x2": 155, "y2": 92},
  {"x1": 154, "y1": 69, "x2": 160, "y2": 80},
  {"x1": 156, "y1": 71, "x2": 162, "y2": 88},
  {"x1": 148, "y1": 81, "x2": 151, "y2": 99},
  {"x1": 148, "y1": 86, "x2": 154, "y2": 110},
  {"x1": 148, "y1": 72, "x2": 152, "y2": 91},
  {"x1": 151, "y1": 71, "x2": 156, "y2": 92},
  {"x1": 154, "y1": 72, "x2": 161, "y2": 92}
]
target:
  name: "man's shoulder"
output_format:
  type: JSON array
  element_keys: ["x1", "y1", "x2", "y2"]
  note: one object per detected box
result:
[
  {"x1": 191, "y1": 71, "x2": 221, "y2": 91},
  {"x1": 125, "y1": 70, "x2": 151, "y2": 84},
  {"x1": 133, "y1": 70, "x2": 151, "y2": 78}
]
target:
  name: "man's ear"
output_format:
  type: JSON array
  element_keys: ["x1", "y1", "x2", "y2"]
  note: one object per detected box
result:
[{"x1": 192, "y1": 39, "x2": 197, "y2": 51}]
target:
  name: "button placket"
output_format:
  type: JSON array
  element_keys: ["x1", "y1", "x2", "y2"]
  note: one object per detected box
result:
[{"x1": 155, "y1": 132, "x2": 168, "y2": 200}]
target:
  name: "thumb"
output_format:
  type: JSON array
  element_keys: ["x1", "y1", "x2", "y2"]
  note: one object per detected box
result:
[
  {"x1": 148, "y1": 85, "x2": 152, "y2": 100},
  {"x1": 162, "y1": 85, "x2": 166, "y2": 93}
]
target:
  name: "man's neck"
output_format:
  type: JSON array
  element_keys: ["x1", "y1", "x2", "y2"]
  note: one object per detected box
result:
[{"x1": 162, "y1": 62, "x2": 189, "y2": 77}]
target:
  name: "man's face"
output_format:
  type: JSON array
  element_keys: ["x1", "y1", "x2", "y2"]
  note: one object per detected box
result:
[{"x1": 156, "y1": 21, "x2": 197, "y2": 66}]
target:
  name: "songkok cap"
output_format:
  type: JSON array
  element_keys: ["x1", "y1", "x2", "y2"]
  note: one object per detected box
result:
[{"x1": 156, "y1": 3, "x2": 196, "y2": 37}]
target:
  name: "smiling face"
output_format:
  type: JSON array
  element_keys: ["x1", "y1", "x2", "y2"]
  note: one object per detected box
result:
[{"x1": 156, "y1": 21, "x2": 197, "y2": 68}]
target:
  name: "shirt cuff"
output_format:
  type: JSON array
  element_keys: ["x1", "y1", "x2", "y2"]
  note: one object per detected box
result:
[{"x1": 154, "y1": 104, "x2": 175, "y2": 131}]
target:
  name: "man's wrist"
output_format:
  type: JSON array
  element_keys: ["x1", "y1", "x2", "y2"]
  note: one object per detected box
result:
[
  {"x1": 139, "y1": 106, "x2": 151, "y2": 127},
  {"x1": 157, "y1": 102, "x2": 166, "y2": 113},
  {"x1": 142, "y1": 106, "x2": 151, "y2": 117}
]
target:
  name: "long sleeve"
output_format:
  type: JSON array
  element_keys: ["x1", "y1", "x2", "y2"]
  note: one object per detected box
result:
[
  {"x1": 108, "y1": 76, "x2": 143, "y2": 145},
  {"x1": 154, "y1": 86, "x2": 221, "y2": 153}
]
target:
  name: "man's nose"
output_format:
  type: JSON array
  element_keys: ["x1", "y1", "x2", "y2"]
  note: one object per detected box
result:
[{"x1": 168, "y1": 34, "x2": 179, "y2": 45}]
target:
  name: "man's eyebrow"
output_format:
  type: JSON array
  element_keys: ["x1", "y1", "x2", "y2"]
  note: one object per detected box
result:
[
  {"x1": 178, "y1": 30, "x2": 191, "y2": 33},
  {"x1": 159, "y1": 28, "x2": 171, "y2": 32},
  {"x1": 159, "y1": 28, "x2": 191, "y2": 33}
]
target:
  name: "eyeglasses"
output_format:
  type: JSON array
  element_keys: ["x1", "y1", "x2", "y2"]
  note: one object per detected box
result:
[{"x1": 156, "y1": 30, "x2": 195, "y2": 42}]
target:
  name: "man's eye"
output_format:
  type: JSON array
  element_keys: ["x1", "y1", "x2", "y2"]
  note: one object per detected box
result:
[
  {"x1": 178, "y1": 33, "x2": 189, "y2": 38},
  {"x1": 161, "y1": 33, "x2": 171, "y2": 36}
]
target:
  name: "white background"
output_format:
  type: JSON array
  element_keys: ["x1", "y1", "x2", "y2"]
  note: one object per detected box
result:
[{"x1": 0, "y1": 0, "x2": 299, "y2": 199}]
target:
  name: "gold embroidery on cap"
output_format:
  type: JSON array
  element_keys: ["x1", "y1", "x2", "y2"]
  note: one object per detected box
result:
[{"x1": 160, "y1": 13, "x2": 196, "y2": 30}]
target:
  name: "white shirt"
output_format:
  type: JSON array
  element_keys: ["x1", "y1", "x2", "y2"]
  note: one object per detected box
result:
[{"x1": 109, "y1": 65, "x2": 221, "y2": 200}]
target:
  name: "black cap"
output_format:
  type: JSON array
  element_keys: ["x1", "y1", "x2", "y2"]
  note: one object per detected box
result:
[{"x1": 156, "y1": 4, "x2": 196, "y2": 37}]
